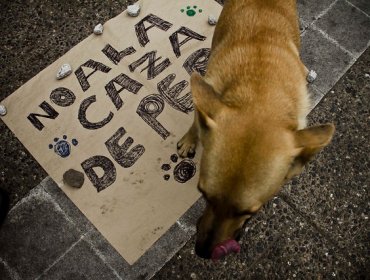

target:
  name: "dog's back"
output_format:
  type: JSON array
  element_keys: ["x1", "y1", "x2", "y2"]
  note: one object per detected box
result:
[
  {"x1": 206, "y1": 0, "x2": 308, "y2": 129},
  {"x1": 213, "y1": 0, "x2": 300, "y2": 49}
]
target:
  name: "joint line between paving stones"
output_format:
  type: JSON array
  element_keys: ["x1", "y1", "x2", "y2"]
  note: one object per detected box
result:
[
  {"x1": 34, "y1": 232, "x2": 89, "y2": 280},
  {"x1": 279, "y1": 193, "x2": 340, "y2": 247},
  {"x1": 311, "y1": 0, "x2": 340, "y2": 24},
  {"x1": 41, "y1": 183, "x2": 89, "y2": 232},
  {"x1": 300, "y1": 0, "x2": 339, "y2": 40},
  {"x1": 82, "y1": 231, "x2": 123, "y2": 280},
  {"x1": 239, "y1": 206, "x2": 296, "y2": 276},
  {"x1": 239, "y1": 220, "x2": 287, "y2": 278},
  {"x1": 7, "y1": 186, "x2": 41, "y2": 216},
  {"x1": 307, "y1": 84, "x2": 325, "y2": 112},
  {"x1": 310, "y1": 84, "x2": 324, "y2": 96},
  {"x1": 0, "y1": 257, "x2": 21, "y2": 280},
  {"x1": 147, "y1": 240, "x2": 192, "y2": 280},
  {"x1": 310, "y1": 24, "x2": 356, "y2": 58},
  {"x1": 7, "y1": 185, "x2": 73, "y2": 224},
  {"x1": 40, "y1": 177, "x2": 95, "y2": 233},
  {"x1": 344, "y1": 0, "x2": 370, "y2": 18},
  {"x1": 298, "y1": 0, "x2": 338, "y2": 34},
  {"x1": 278, "y1": 193, "x2": 358, "y2": 264}
]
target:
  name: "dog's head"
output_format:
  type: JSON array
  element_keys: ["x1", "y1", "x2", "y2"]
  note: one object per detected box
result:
[{"x1": 190, "y1": 73, "x2": 335, "y2": 259}]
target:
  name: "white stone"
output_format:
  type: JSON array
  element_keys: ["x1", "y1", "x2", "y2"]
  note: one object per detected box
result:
[
  {"x1": 307, "y1": 69, "x2": 317, "y2": 83},
  {"x1": 56, "y1": 64, "x2": 72, "y2": 80},
  {"x1": 127, "y1": 4, "x2": 141, "y2": 17},
  {"x1": 365, "y1": 73, "x2": 370, "y2": 78},
  {"x1": 93, "y1": 23, "x2": 104, "y2": 35},
  {"x1": 0, "y1": 104, "x2": 7, "y2": 116},
  {"x1": 208, "y1": 15, "x2": 218, "y2": 25}
]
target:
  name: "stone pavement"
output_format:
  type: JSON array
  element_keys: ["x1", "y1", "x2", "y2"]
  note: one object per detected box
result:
[{"x1": 0, "y1": 0, "x2": 369, "y2": 279}]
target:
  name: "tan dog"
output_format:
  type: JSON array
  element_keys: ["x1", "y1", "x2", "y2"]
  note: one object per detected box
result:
[{"x1": 177, "y1": 0, "x2": 335, "y2": 259}]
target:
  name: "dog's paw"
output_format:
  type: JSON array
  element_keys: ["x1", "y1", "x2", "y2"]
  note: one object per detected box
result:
[{"x1": 177, "y1": 134, "x2": 197, "y2": 158}]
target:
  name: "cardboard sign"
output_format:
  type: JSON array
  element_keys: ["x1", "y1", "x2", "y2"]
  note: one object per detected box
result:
[{"x1": 1, "y1": 1, "x2": 222, "y2": 264}]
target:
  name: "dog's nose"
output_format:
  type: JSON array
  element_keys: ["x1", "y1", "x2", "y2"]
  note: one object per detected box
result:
[{"x1": 195, "y1": 241, "x2": 212, "y2": 259}]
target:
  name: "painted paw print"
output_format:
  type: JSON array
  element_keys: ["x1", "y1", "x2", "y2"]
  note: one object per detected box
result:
[
  {"x1": 181, "y1": 5, "x2": 203, "y2": 17},
  {"x1": 162, "y1": 154, "x2": 196, "y2": 183},
  {"x1": 49, "y1": 135, "x2": 78, "y2": 158}
]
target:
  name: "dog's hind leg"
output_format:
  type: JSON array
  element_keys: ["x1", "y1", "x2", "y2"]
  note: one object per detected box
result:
[{"x1": 177, "y1": 110, "x2": 199, "y2": 158}]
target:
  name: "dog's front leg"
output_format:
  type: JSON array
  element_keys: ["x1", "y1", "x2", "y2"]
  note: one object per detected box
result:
[{"x1": 177, "y1": 109, "x2": 200, "y2": 158}]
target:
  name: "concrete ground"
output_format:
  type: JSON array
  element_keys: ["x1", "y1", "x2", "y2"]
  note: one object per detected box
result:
[{"x1": 0, "y1": 0, "x2": 369, "y2": 279}]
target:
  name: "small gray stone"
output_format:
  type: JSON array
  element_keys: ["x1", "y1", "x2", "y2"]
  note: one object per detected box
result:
[
  {"x1": 63, "y1": 169, "x2": 85, "y2": 188},
  {"x1": 93, "y1": 23, "x2": 104, "y2": 35},
  {"x1": 0, "y1": 104, "x2": 7, "y2": 116},
  {"x1": 208, "y1": 15, "x2": 218, "y2": 25},
  {"x1": 127, "y1": 4, "x2": 140, "y2": 17},
  {"x1": 56, "y1": 64, "x2": 72, "y2": 80},
  {"x1": 307, "y1": 69, "x2": 317, "y2": 83}
]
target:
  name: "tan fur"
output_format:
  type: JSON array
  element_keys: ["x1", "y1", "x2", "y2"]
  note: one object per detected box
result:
[{"x1": 177, "y1": 0, "x2": 335, "y2": 259}]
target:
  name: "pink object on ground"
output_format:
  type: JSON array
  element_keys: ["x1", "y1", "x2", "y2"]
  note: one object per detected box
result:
[{"x1": 211, "y1": 239, "x2": 241, "y2": 261}]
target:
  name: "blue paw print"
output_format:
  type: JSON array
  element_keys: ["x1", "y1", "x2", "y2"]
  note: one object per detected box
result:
[{"x1": 49, "y1": 135, "x2": 78, "y2": 158}]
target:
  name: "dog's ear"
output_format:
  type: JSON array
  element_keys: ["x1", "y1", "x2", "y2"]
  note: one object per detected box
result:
[
  {"x1": 191, "y1": 72, "x2": 223, "y2": 128},
  {"x1": 286, "y1": 124, "x2": 335, "y2": 179}
]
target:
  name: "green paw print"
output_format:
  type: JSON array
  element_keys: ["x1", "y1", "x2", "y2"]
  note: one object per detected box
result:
[{"x1": 181, "y1": 5, "x2": 203, "y2": 17}]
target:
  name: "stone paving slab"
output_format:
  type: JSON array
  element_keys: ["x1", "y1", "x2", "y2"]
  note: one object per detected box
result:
[
  {"x1": 17, "y1": 178, "x2": 199, "y2": 279},
  {"x1": 245, "y1": 222, "x2": 357, "y2": 279},
  {"x1": 2, "y1": 177, "x2": 199, "y2": 280},
  {"x1": 349, "y1": 0, "x2": 370, "y2": 15},
  {"x1": 154, "y1": 197, "x2": 358, "y2": 279},
  {"x1": 242, "y1": 204, "x2": 358, "y2": 279},
  {"x1": 0, "y1": 187, "x2": 83, "y2": 279},
  {"x1": 153, "y1": 197, "x2": 291, "y2": 280},
  {"x1": 307, "y1": 84, "x2": 325, "y2": 110},
  {"x1": 84, "y1": 219, "x2": 192, "y2": 279},
  {"x1": 40, "y1": 177, "x2": 94, "y2": 234},
  {"x1": 280, "y1": 49, "x2": 370, "y2": 274},
  {"x1": 38, "y1": 239, "x2": 120, "y2": 280},
  {"x1": 301, "y1": 27, "x2": 353, "y2": 94},
  {"x1": 297, "y1": 0, "x2": 336, "y2": 28},
  {"x1": 316, "y1": 0, "x2": 370, "y2": 55}
]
